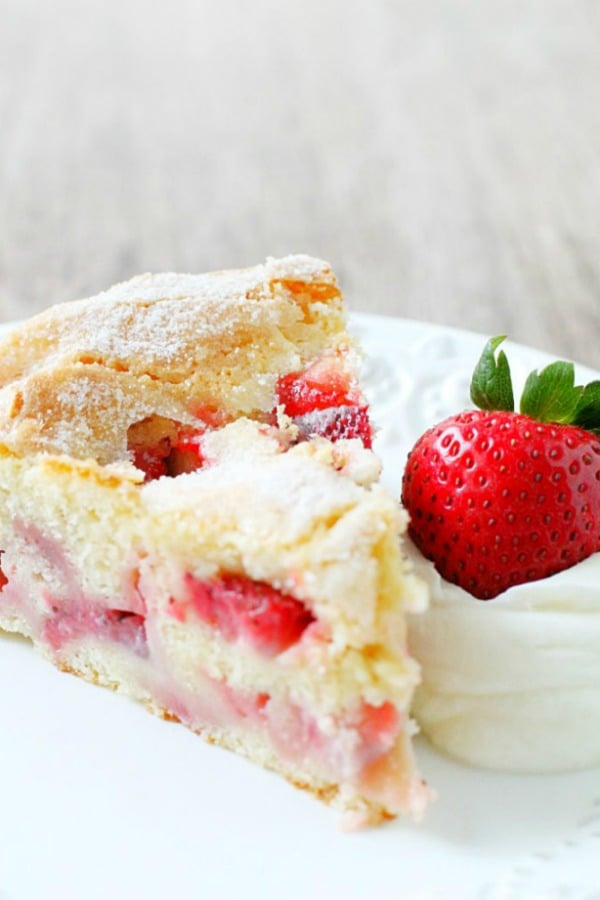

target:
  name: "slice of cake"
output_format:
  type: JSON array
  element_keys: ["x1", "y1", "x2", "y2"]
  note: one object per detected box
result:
[
  {"x1": 0, "y1": 255, "x2": 371, "y2": 468},
  {"x1": 0, "y1": 256, "x2": 428, "y2": 824}
]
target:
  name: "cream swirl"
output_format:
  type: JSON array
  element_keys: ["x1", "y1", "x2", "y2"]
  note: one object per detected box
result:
[{"x1": 406, "y1": 544, "x2": 600, "y2": 772}]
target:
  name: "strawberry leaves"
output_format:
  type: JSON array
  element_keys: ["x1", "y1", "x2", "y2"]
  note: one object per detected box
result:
[
  {"x1": 520, "y1": 363, "x2": 600, "y2": 434},
  {"x1": 574, "y1": 382, "x2": 600, "y2": 436},
  {"x1": 470, "y1": 336, "x2": 514, "y2": 412},
  {"x1": 470, "y1": 336, "x2": 600, "y2": 437},
  {"x1": 520, "y1": 361, "x2": 582, "y2": 424}
]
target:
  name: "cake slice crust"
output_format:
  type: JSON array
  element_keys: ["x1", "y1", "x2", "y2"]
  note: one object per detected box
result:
[{"x1": 0, "y1": 256, "x2": 354, "y2": 464}]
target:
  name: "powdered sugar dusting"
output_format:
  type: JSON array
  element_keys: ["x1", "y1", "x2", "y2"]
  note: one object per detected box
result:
[
  {"x1": 55, "y1": 295, "x2": 283, "y2": 367},
  {"x1": 142, "y1": 420, "x2": 386, "y2": 543},
  {"x1": 19, "y1": 256, "x2": 335, "y2": 372},
  {"x1": 103, "y1": 255, "x2": 332, "y2": 303},
  {"x1": 264, "y1": 254, "x2": 334, "y2": 282},
  {"x1": 0, "y1": 255, "x2": 349, "y2": 463}
]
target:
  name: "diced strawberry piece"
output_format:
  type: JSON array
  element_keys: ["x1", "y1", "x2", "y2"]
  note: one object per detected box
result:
[
  {"x1": 131, "y1": 443, "x2": 170, "y2": 482},
  {"x1": 174, "y1": 430, "x2": 205, "y2": 457},
  {"x1": 184, "y1": 574, "x2": 315, "y2": 657},
  {"x1": 217, "y1": 681, "x2": 272, "y2": 721},
  {"x1": 277, "y1": 369, "x2": 355, "y2": 417},
  {"x1": 103, "y1": 610, "x2": 148, "y2": 653},
  {"x1": 188, "y1": 405, "x2": 228, "y2": 428},
  {"x1": 265, "y1": 697, "x2": 325, "y2": 763},
  {"x1": 356, "y1": 702, "x2": 400, "y2": 750},
  {"x1": 276, "y1": 365, "x2": 373, "y2": 448},
  {"x1": 167, "y1": 596, "x2": 187, "y2": 622},
  {"x1": 0, "y1": 557, "x2": 6, "y2": 591},
  {"x1": 295, "y1": 405, "x2": 373, "y2": 448},
  {"x1": 255, "y1": 692, "x2": 270, "y2": 712},
  {"x1": 130, "y1": 425, "x2": 207, "y2": 480},
  {"x1": 168, "y1": 428, "x2": 205, "y2": 475},
  {"x1": 44, "y1": 603, "x2": 148, "y2": 657}
]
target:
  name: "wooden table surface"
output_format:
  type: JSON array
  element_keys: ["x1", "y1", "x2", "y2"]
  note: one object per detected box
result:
[{"x1": 1, "y1": 0, "x2": 599, "y2": 368}]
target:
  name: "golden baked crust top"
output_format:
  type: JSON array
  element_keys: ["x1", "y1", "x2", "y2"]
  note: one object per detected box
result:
[{"x1": 0, "y1": 255, "x2": 348, "y2": 464}]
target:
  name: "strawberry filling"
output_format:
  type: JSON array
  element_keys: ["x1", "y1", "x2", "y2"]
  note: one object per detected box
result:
[
  {"x1": 293, "y1": 405, "x2": 372, "y2": 447},
  {"x1": 277, "y1": 369, "x2": 356, "y2": 417},
  {"x1": 161, "y1": 666, "x2": 403, "y2": 784},
  {"x1": 1, "y1": 539, "x2": 405, "y2": 806},
  {"x1": 0, "y1": 526, "x2": 147, "y2": 655},
  {"x1": 131, "y1": 443, "x2": 171, "y2": 481},
  {"x1": 171, "y1": 574, "x2": 315, "y2": 657},
  {"x1": 151, "y1": 669, "x2": 403, "y2": 796},
  {"x1": 354, "y1": 700, "x2": 400, "y2": 762},
  {"x1": 128, "y1": 417, "x2": 206, "y2": 482},
  {"x1": 44, "y1": 601, "x2": 148, "y2": 658},
  {"x1": 265, "y1": 697, "x2": 402, "y2": 778},
  {"x1": 128, "y1": 359, "x2": 373, "y2": 484},
  {"x1": 277, "y1": 367, "x2": 373, "y2": 448},
  {"x1": 168, "y1": 429, "x2": 205, "y2": 475}
]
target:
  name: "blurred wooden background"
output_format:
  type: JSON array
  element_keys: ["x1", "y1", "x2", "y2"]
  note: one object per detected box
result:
[{"x1": 0, "y1": 0, "x2": 598, "y2": 367}]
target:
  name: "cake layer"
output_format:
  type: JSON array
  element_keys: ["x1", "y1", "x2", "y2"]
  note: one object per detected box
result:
[
  {"x1": 0, "y1": 421, "x2": 427, "y2": 822},
  {"x1": 0, "y1": 612, "x2": 422, "y2": 822},
  {"x1": 0, "y1": 256, "x2": 366, "y2": 464}
]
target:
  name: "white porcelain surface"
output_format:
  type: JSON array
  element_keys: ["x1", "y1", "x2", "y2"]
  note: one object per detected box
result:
[{"x1": 0, "y1": 315, "x2": 599, "y2": 900}]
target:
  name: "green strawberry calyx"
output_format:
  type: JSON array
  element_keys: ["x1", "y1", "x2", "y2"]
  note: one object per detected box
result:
[{"x1": 469, "y1": 336, "x2": 600, "y2": 436}]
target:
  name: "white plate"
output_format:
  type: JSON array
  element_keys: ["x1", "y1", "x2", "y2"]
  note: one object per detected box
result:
[{"x1": 0, "y1": 314, "x2": 599, "y2": 900}]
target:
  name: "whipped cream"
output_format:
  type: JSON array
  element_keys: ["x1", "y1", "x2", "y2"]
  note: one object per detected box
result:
[{"x1": 406, "y1": 543, "x2": 600, "y2": 773}]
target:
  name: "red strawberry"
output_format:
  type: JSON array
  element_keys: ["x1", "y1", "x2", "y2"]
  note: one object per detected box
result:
[
  {"x1": 168, "y1": 428, "x2": 205, "y2": 476},
  {"x1": 293, "y1": 405, "x2": 373, "y2": 448},
  {"x1": 355, "y1": 701, "x2": 400, "y2": 756},
  {"x1": 44, "y1": 603, "x2": 148, "y2": 657},
  {"x1": 128, "y1": 420, "x2": 175, "y2": 482},
  {"x1": 277, "y1": 369, "x2": 355, "y2": 417},
  {"x1": 277, "y1": 368, "x2": 373, "y2": 447},
  {"x1": 182, "y1": 574, "x2": 315, "y2": 656},
  {"x1": 129, "y1": 423, "x2": 207, "y2": 481},
  {"x1": 402, "y1": 337, "x2": 600, "y2": 599},
  {"x1": 131, "y1": 443, "x2": 170, "y2": 482}
]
